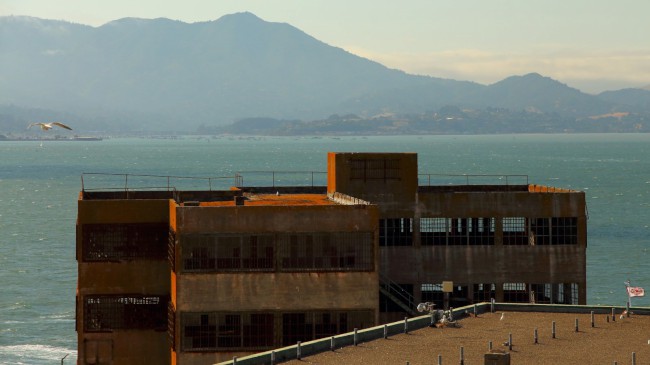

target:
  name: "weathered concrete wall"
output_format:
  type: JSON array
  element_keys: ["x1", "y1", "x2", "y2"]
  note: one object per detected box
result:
[
  {"x1": 82, "y1": 331, "x2": 169, "y2": 365},
  {"x1": 380, "y1": 245, "x2": 586, "y2": 284},
  {"x1": 418, "y1": 190, "x2": 587, "y2": 219},
  {"x1": 176, "y1": 272, "x2": 378, "y2": 312},
  {"x1": 175, "y1": 205, "x2": 378, "y2": 233},
  {"x1": 77, "y1": 199, "x2": 171, "y2": 224},
  {"x1": 77, "y1": 198, "x2": 172, "y2": 365},
  {"x1": 327, "y1": 152, "x2": 418, "y2": 216}
]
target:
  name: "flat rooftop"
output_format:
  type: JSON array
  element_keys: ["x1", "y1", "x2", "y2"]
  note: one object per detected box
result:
[
  {"x1": 283, "y1": 311, "x2": 650, "y2": 365},
  {"x1": 197, "y1": 194, "x2": 336, "y2": 206}
]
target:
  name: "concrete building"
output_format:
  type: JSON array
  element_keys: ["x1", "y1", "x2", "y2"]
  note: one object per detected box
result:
[{"x1": 76, "y1": 152, "x2": 587, "y2": 364}]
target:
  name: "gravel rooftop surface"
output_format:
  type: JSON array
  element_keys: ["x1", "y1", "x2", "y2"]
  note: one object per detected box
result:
[{"x1": 284, "y1": 311, "x2": 650, "y2": 365}]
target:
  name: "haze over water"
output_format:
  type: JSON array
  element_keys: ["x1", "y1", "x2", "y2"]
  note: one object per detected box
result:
[{"x1": 1, "y1": 134, "x2": 649, "y2": 364}]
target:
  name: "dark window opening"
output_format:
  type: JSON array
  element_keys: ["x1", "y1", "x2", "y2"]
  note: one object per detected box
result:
[
  {"x1": 420, "y1": 218, "x2": 448, "y2": 246},
  {"x1": 503, "y1": 283, "x2": 529, "y2": 303},
  {"x1": 421, "y1": 283, "x2": 444, "y2": 308},
  {"x1": 182, "y1": 234, "x2": 274, "y2": 272},
  {"x1": 502, "y1": 217, "x2": 528, "y2": 245},
  {"x1": 473, "y1": 283, "x2": 496, "y2": 303},
  {"x1": 278, "y1": 232, "x2": 374, "y2": 272},
  {"x1": 84, "y1": 295, "x2": 168, "y2": 332},
  {"x1": 379, "y1": 218, "x2": 413, "y2": 246},
  {"x1": 82, "y1": 223, "x2": 169, "y2": 262},
  {"x1": 551, "y1": 217, "x2": 578, "y2": 245}
]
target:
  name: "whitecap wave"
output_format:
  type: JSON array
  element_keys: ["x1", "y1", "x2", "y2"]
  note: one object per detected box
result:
[{"x1": 0, "y1": 344, "x2": 77, "y2": 363}]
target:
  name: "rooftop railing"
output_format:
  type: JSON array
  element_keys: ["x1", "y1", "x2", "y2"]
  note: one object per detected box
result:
[
  {"x1": 81, "y1": 172, "x2": 239, "y2": 192},
  {"x1": 418, "y1": 173, "x2": 529, "y2": 186}
]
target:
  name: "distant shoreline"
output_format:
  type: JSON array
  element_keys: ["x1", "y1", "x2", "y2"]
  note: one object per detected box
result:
[{"x1": 0, "y1": 136, "x2": 103, "y2": 141}]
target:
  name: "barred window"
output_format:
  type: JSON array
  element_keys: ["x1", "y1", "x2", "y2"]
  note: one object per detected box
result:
[
  {"x1": 421, "y1": 283, "x2": 444, "y2": 308},
  {"x1": 473, "y1": 283, "x2": 496, "y2": 302},
  {"x1": 420, "y1": 218, "x2": 448, "y2": 246},
  {"x1": 350, "y1": 159, "x2": 401, "y2": 181},
  {"x1": 82, "y1": 223, "x2": 169, "y2": 262},
  {"x1": 84, "y1": 295, "x2": 168, "y2": 332},
  {"x1": 551, "y1": 217, "x2": 578, "y2": 245},
  {"x1": 182, "y1": 234, "x2": 274, "y2": 272},
  {"x1": 503, "y1": 283, "x2": 528, "y2": 303},
  {"x1": 529, "y1": 217, "x2": 578, "y2": 245},
  {"x1": 181, "y1": 310, "x2": 373, "y2": 351},
  {"x1": 278, "y1": 232, "x2": 374, "y2": 271},
  {"x1": 530, "y1": 283, "x2": 552, "y2": 304},
  {"x1": 379, "y1": 218, "x2": 413, "y2": 246},
  {"x1": 282, "y1": 311, "x2": 373, "y2": 346},
  {"x1": 467, "y1": 218, "x2": 495, "y2": 245},
  {"x1": 502, "y1": 217, "x2": 528, "y2": 245}
]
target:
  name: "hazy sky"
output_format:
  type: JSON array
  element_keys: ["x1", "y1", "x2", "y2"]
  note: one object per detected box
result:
[{"x1": 3, "y1": 0, "x2": 649, "y2": 93}]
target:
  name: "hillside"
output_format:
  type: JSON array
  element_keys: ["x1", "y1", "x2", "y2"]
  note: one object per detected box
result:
[{"x1": 0, "y1": 13, "x2": 648, "y2": 133}]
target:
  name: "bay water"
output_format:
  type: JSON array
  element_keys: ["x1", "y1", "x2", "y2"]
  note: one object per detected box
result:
[{"x1": 1, "y1": 134, "x2": 649, "y2": 364}]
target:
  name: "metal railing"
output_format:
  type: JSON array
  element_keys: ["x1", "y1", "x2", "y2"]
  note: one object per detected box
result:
[
  {"x1": 81, "y1": 172, "x2": 238, "y2": 192},
  {"x1": 418, "y1": 173, "x2": 529, "y2": 186},
  {"x1": 235, "y1": 171, "x2": 327, "y2": 188},
  {"x1": 379, "y1": 272, "x2": 417, "y2": 316}
]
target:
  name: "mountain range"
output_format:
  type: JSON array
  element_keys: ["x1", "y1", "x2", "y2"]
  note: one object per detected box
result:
[{"x1": 1, "y1": 12, "x2": 650, "y2": 133}]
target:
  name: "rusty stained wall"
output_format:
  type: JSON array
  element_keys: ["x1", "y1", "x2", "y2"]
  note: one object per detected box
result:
[
  {"x1": 176, "y1": 272, "x2": 377, "y2": 312},
  {"x1": 172, "y1": 204, "x2": 379, "y2": 365},
  {"x1": 327, "y1": 152, "x2": 418, "y2": 216},
  {"x1": 380, "y1": 245, "x2": 586, "y2": 285},
  {"x1": 382, "y1": 189, "x2": 588, "y2": 304},
  {"x1": 83, "y1": 331, "x2": 169, "y2": 365},
  {"x1": 173, "y1": 204, "x2": 379, "y2": 311},
  {"x1": 77, "y1": 198, "x2": 171, "y2": 365},
  {"x1": 174, "y1": 204, "x2": 378, "y2": 234},
  {"x1": 418, "y1": 190, "x2": 587, "y2": 222}
]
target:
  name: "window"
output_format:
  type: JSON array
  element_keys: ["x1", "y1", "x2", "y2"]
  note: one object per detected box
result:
[
  {"x1": 421, "y1": 283, "x2": 444, "y2": 308},
  {"x1": 182, "y1": 234, "x2": 274, "y2": 272},
  {"x1": 467, "y1": 218, "x2": 495, "y2": 245},
  {"x1": 530, "y1": 283, "x2": 579, "y2": 304},
  {"x1": 473, "y1": 283, "x2": 496, "y2": 302},
  {"x1": 551, "y1": 217, "x2": 578, "y2": 245},
  {"x1": 502, "y1": 217, "x2": 528, "y2": 245},
  {"x1": 503, "y1": 283, "x2": 528, "y2": 303},
  {"x1": 84, "y1": 295, "x2": 168, "y2": 332},
  {"x1": 182, "y1": 310, "x2": 373, "y2": 351},
  {"x1": 282, "y1": 311, "x2": 373, "y2": 346},
  {"x1": 379, "y1": 218, "x2": 413, "y2": 246},
  {"x1": 529, "y1": 217, "x2": 578, "y2": 245},
  {"x1": 420, "y1": 218, "x2": 448, "y2": 246},
  {"x1": 278, "y1": 232, "x2": 374, "y2": 272},
  {"x1": 82, "y1": 223, "x2": 169, "y2": 262}
]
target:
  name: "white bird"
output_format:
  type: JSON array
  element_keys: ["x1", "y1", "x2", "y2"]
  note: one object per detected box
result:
[
  {"x1": 500, "y1": 312, "x2": 505, "y2": 320},
  {"x1": 28, "y1": 122, "x2": 72, "y2": 131}
]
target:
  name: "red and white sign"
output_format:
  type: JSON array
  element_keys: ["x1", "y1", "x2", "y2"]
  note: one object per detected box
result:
[{"x1": 627, "y1": 286, "x2": 645, "y2": 297}]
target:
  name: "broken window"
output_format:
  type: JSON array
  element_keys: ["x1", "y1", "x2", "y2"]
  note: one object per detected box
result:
[
  {"x1": 278, "y1": 232, "x2": 374, "y2": 271},
  {"x1": 420, "y1": 218, "x2": 448, "y2": 246},
  {"x1": 182, "y1": 234, "x2": 274, "y2": 272},
  {"x1": 421, "y1": 283, "x2": 444, "y2": 308},
  {"x1": 181, "y1": 310, "x2": 372, "y2": 351},
  {"x1": 502, "y1": 283, "x2": 528, "y2": 302},
  {"x1": 84, "y1": 295, "x2": 168, "y2": 332},
  {"x1": 502, "y1": 217, "x2": 528, "y2": 245},
  {"x1": 473, "y1": 283, "x2": 496, "y2": 302},
  {"x1": 379, "y1": 218, "x2": 413, "y2": 246},
  {"x1": 82, "y1": 223, "x2": 169, "y2": 262}
]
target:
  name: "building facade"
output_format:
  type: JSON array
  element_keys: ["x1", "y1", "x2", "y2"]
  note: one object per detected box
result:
[{"x1": 76, "y1": 152, "x2": 587, "y2": 364}]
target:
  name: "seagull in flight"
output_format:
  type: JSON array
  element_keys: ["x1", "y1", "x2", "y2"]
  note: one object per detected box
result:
[{"x1": 28, "y1": 122, "x2": 72, "y2": 131}]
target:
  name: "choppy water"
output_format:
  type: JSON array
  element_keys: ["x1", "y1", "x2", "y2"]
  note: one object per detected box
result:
[{"x1": 1, "y1": 134, "x2": 649, "y2": 364}]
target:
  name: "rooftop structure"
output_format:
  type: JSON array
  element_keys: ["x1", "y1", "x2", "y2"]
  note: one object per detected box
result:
[{"x1": 76, "y1": 152, "x2": 587, "y2": 365}]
